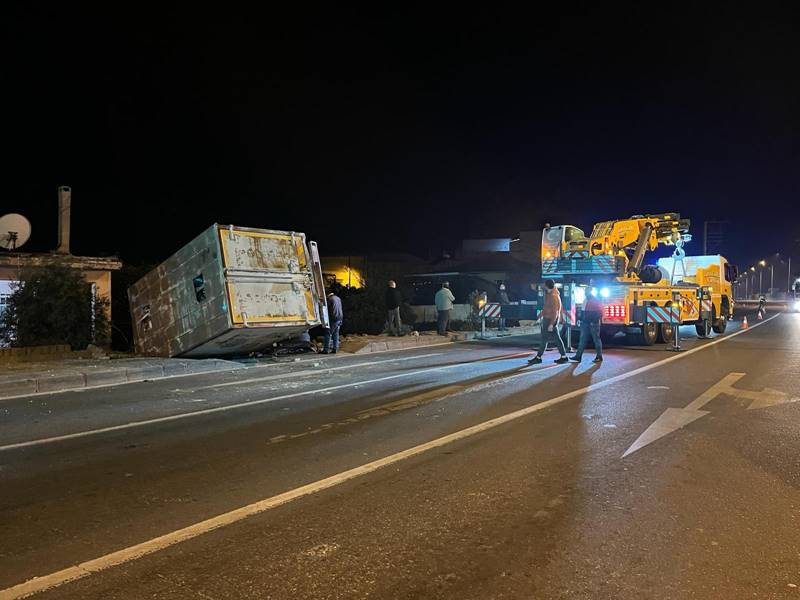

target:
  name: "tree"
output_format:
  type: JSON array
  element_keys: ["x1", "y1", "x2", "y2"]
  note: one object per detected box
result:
[{"x1": 0, "y1": 265, "x2": 109, "y2": 349}]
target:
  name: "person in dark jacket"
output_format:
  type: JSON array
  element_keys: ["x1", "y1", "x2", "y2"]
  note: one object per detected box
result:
[
  {"x1": 323, "y1": 291, "x2": 344, "y2": 353},
  {"x1": 386, "y1": 280, "x2": 403, "y2": 336},
  {"x1": 498, "y1": 283, "x2": 510, "y2": 331},
  {"x1": 570, "y1": 283, "x2": 604, "y2": 363}
]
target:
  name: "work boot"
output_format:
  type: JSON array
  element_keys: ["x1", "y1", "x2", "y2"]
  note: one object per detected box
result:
[
  {"x1": 528, "y1": 355, "x2": 542, "y2": 364},
  {"x1": 592, "y1": 356, "x2": 603, "y2": 363},
  {"x1": 569, "y1": 355, "x2": 582, "y2": 362},
  {"x1": 555, "y1": 356, "x2": 569, "y2": 364}
]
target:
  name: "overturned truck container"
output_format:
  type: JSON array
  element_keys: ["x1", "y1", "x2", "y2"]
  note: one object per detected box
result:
[{"x1": 129, "y1": 224, "x2": 328, "y2": 357}]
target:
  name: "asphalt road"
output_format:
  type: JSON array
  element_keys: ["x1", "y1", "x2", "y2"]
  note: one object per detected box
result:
[{"x1": 1, "y1": 309, "x2": 798, "y2": 599}]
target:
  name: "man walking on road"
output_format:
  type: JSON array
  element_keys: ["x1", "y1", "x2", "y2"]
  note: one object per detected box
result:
[
  {"x1": 570, "y1": 285, "x2": 603, "y2": 363},
  {"x1": 435, "y1": 282, "x2": 455, "y2": 336},
  {"x1": 386, "y1": 280, "x2": 403, "y2": 336},
  {"x1": 529, "y1": 279, "x2": 569, "y2": 364},
  {"x1": 323, "y1": 291, "x2": 344, "y2": 353}
]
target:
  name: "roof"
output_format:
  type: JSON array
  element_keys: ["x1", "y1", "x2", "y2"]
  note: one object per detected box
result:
[
  {"x1": 415, "y1": 253, "x2": 536, "y2": 275},
  {"x1": 0, "y1": 252, "x2": 123, "y2": 271}
]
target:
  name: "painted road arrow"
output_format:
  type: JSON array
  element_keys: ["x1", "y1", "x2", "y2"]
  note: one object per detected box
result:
[{"x1": 623, "y1": 372, "x2": 799, "y2": 457}]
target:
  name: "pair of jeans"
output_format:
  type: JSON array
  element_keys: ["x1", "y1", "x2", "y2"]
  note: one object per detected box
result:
[
  {"x1": 498, "y1": 317, "x2": 506, "y2": 331},
  {"x1": 324, "y1": 319, "x2": 342, "y2": 352},
  {"x1": 437, "y1": 309, "x2": 451, "y2": 335},
  {"x1": 387, "y1": 307, "x2": 402, "y2": 335},
  {"x1": 574, "y1": 316, "x2": 602, "y2": 359},
  {"x1": 536, "y1": 317, "x2": 566, "y2": 357}
]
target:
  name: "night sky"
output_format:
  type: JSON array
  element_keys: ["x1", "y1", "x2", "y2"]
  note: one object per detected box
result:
[{"x1": 4, "y1": 6, "x2": 799, "y2": 270}]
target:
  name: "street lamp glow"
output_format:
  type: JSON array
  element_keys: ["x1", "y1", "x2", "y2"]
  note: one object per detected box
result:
[
  {"x1": 759, "y1": 260, "x2": 766, "y2": 266},
  {"x1": 750, "y1": 266, "x2": 755, "y2": 272}
]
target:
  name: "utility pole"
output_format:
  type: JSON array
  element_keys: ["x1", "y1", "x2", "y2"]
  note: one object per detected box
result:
[
  {"x1": 788, "y1": 257, "x2": 792, "y2": 294},
  {"x1": 770, "y1": 263, "x2": 774, "y2": 295}
]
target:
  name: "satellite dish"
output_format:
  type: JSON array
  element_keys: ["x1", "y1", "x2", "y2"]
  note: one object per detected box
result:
[{"x1": 0, "y1": 213, "x2": 32, "y2": 250}]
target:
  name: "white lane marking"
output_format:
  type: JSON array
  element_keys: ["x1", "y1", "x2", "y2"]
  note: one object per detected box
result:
[
  {"x1": 623, "y1": 357, "x2": 797, "y2": 457},
  {"x1": 0, "y1": 352, "x2": 529, "y2": 452},
  {"x1": 201, "y1": 353, "x2": 445, "y2": 389},
  {"x1": 0, "y1": 314, "x2": 782, "y2": 600}
]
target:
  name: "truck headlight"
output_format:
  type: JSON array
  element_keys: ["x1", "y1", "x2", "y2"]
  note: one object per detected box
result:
[{"x1": 600, "y1": 287, "x2": 610, "y2": 298}]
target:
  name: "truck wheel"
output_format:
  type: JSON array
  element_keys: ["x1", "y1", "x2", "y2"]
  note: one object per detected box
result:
[
  {"x1": 627, "y1": 323, "x2": 658, "y2": 346},
  {"x1": 712, "y1": 311, "x2": 727, "y2": 334},
  {"x1": 695, "y1": 318, "x2": 711, "y2": 337},
  {"x1": 658, "y1": 322, "x2": 675, "y2": 344}
]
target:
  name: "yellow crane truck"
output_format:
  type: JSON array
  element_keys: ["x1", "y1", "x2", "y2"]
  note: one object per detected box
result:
[{"x1": 541, "y1": 213, "x2": 738, "y2": 346}]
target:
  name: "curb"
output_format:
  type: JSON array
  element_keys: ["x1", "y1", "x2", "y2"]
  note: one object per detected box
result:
[{"x1": 0, "y1": 359, "x2": 245, "y2": 401}]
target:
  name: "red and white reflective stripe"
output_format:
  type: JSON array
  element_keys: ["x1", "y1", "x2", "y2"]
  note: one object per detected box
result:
[
  {"x1": 647, "y1": 305, "x2": 679, "y2": 323},
  {"x1": 478, "y1": 303, "x2": 501, "y2": 318},
  {"x1": 701, "y1": 299, "x2": 713, "y2": 313},
  {"x1": 604, "y1": 304, "x2": 627, "y2": 320}
]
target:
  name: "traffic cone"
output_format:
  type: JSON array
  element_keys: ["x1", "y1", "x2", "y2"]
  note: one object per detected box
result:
[{"x1": 742, "y1": 315, "x2": 748, "y2": 329}]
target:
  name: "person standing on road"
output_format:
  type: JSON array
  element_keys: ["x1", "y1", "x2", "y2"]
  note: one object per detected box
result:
[
  {"x1": 386, "y1": 280, "x2": 403, "y2": 336},
  {"x1": 323, "y1": 291, "x2": 344, "y2": 353},
  {"x1": 435, "y1": 282, "x2": 455, "y2": 336},
  {"x1": 529, "y1": 279, "x2": 569, "y2": 364},
  {"x1": 758, "y1": 295, "x2": 767, "y2": 320},
  {"x1": 498, "y1": 283, "x2": 510, "y2": 331},
  {"x1": 570, "y1": 286, "x2": 603, "y2": 363}
]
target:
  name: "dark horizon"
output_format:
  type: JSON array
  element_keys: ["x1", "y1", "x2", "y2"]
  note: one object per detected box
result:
[{"x1": 4, "y1": 6, "x2": 799, "y2": 271}]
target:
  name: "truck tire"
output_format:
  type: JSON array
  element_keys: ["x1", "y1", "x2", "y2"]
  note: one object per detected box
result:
[
  {"x1": 658, "y1": 322, "x2": 676, "y2": 344},
  {"x1": 712, "y1": 315, "x2": 727, "y2": 334},
  {"x1": 712, "y1": 307, "x2": 727, "y2": 334},
  {"x1": 627, "y1": 323, "x2": 658, "y2": 346},
  {"x1": 695, "y1": 318, "x2": 711, "y2": 337}
]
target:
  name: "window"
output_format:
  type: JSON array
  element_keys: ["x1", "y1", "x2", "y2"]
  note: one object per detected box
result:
[{"x1": 193, "y1": 274, "x2": 206, "y2": 302}]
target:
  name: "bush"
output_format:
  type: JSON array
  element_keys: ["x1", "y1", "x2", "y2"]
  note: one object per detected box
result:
[
  {"x1": 0, "y1": 265, "x2": 109, "y2": 349},
  {"x1": 333, "y1": 279, "x2": 417, "y2": 336}
]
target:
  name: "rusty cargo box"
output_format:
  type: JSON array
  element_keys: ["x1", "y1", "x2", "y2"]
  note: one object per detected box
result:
[{"x1": 129, "y1": 224, "x2": 328, "y2": 357}]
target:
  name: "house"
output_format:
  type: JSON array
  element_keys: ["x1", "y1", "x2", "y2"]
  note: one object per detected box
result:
[
  {"x1": 406, "y1": 231, "x2": 543, "y2": 305},
  {"x1": 0, "y1": 187, "x2": 122, "y2": 326}
]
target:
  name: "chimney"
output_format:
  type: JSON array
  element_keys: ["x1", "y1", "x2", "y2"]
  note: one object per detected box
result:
[{"x1": 57, "y1": 185, "x2": 71, "y2": 254}]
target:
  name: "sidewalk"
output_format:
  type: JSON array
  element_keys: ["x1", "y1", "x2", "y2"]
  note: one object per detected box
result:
[{"x1": 0, "y1": 357, "x2": 245, "y2": 400}]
